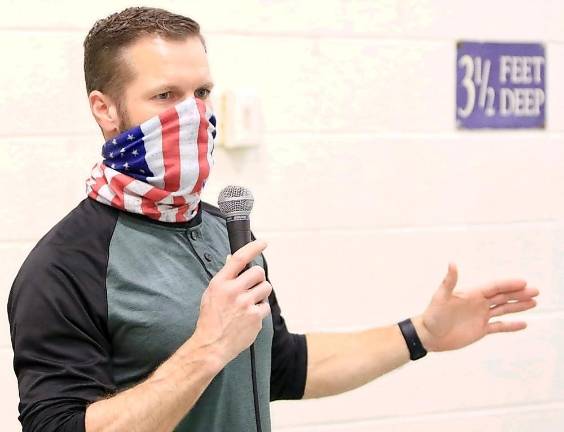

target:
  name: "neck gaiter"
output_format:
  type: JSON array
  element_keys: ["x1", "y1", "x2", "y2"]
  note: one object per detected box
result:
[{"x1": 86, "y1": 96, "x2": 216, "y2": 223}]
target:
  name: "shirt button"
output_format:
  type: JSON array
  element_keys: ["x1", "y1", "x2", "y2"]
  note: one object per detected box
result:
[
  {"x1": 203, "y1": 252, "x2": 213, "y2": 262},
  {"x1": 190, "y1": 231, "x2": 198, "y2": 241}
]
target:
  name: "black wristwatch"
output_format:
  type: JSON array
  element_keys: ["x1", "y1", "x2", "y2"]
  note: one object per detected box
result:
[{"x1": 398, "y1": 318, "x2": 428, "y2": 360}]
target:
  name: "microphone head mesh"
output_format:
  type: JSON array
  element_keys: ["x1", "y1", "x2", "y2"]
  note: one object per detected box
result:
[{"x1": 217, "y1": 185, "x2": 254, "y2": 217}]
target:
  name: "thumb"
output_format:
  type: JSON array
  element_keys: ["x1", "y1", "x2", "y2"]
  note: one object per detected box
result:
[{"x1": 439, "y1": 262, "x2": 458, "y2": 296}]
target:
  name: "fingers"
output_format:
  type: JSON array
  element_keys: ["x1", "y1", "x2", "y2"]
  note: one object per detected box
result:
[
  {"x1": 489, "y1": 298, "x2": 537, "y2": 318},
  {"x1": 235, "y1": 265, "x2": 266, "y2": 292},
  {"x1": 217, "y1": 240, "x2": 267, "y2": 280},
  {"x1": 252, "y1": 298, "x2": 272, "y2": 320},
  {"x1": 482, "y1": 279, "x2": 528, "y2": 299},
  {"x1": 487, "y1": 320, "x2": 527, "y2": 334},
  {"x1": 488, "y1": 286, "x2": 540, "y2": 307},
  {"x1": 439, "y1": 262, "x2": 458, "y2": 296},
  {"x1": 240, "y1": 280, "x2": 273, "y2": 306}
]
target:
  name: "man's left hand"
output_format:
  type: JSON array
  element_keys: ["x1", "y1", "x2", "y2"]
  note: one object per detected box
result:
[{"x1": 412, "y1": 263, "x2": 540, "y2": 353}]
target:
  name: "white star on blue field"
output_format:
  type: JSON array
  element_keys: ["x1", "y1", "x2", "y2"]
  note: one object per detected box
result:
[{"x1": 102, "y1": 126, "x2": 154, "y2": 180}]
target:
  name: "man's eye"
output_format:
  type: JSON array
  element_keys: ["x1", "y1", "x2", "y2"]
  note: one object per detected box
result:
[
  {"x1": 195, "y1": 88, "x2": 211, "y2": 99},
  {"x1": 155, "y1": 91, "x2": 173, "y2": 100}
]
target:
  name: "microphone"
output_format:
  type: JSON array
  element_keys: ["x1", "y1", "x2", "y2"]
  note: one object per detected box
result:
[
  {"x1": 217, "y1": 185, "x2": 255, "y2": 273},
  {"x1": 217, "y1": 185, "x2": 264, "y2": 432}
]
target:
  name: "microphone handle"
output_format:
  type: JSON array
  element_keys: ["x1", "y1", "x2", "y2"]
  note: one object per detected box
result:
[
  {"x1": 226, "y1": 215, "x2": 264, "y2": 432},
  {"x1": 226, "y1": 218, "x2": 252, "y2": 273}
]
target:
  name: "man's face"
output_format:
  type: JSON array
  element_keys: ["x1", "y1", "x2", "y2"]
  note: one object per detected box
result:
[{"x1": 114, "y1": 34, "x2": 214, "y2": 133}]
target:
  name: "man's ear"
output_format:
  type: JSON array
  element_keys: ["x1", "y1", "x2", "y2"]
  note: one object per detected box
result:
[{"x1": 89, "y1": 90, "x2": 119, "y2": 136}]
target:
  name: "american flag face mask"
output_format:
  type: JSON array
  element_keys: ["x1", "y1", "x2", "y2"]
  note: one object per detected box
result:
[{"x1": 86, "y1": 96, "x2": 216, "y2": 223}]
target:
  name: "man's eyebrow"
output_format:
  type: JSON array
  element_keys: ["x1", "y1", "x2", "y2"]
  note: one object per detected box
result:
[{"x1": 149, "y1": 82, "x2": 215, "y2": 94}]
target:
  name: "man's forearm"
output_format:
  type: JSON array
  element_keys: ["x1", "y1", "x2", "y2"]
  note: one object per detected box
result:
[
  {"x1": 302, "y1": 315, "x2": 432, "y2": 399},
  {"x1": 85, "y1": 335, "x2": 223, "y2": 432}
]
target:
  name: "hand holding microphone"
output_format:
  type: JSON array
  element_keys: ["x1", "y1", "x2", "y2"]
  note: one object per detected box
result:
[{"x1": 192, "y1": 186, "x2": 272, "y2": 369}]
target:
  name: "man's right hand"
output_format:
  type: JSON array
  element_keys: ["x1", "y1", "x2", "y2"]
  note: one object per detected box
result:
[{"x1": 192, "y1": 239, "x2": 272, "y2": 368}]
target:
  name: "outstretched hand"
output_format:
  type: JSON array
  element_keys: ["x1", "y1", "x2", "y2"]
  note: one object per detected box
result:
[{"x1": 413, "y1": 263, "x2": 540, "y2": 352}]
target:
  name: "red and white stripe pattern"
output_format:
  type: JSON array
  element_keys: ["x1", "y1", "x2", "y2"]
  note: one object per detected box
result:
[{"x1": 86, "y1": 97, "x2": 215, "y2": 222}]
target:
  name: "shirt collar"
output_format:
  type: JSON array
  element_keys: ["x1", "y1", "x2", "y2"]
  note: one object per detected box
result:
[{"x1": 125, "y1": 202, "x2": 204, "y2": 229}]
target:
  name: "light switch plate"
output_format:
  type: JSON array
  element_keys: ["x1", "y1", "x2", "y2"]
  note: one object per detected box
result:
[{"x1": 211, "y1": 87, "x2": 262, "y2": 149}]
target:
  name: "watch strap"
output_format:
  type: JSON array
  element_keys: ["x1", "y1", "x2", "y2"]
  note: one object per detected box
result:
[{"x1": 398, "y1": 318, "x2": 428, "y2": 360}]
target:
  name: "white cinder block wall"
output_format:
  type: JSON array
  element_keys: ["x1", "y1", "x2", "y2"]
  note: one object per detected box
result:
[{"x1": 1, "y1": 1, "x2": 563, "y2": 430}]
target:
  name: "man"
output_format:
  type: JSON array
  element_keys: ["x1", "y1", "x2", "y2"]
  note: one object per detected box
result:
[{"x1": 6, "y1": 6, "x2": 540, "y2": 432}]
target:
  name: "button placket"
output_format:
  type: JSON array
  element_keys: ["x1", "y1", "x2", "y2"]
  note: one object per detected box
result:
[
  {"x1": 184, "y1": 228, "x2": 213, "y2": 279},
  {"x1": 186, "y1": 228, "x2": 217, "y2": 270}
]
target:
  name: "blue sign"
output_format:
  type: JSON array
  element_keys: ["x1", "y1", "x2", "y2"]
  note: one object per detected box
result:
[{"x1": 456, "y1": 42, "x2": 545, "y2": 129}]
